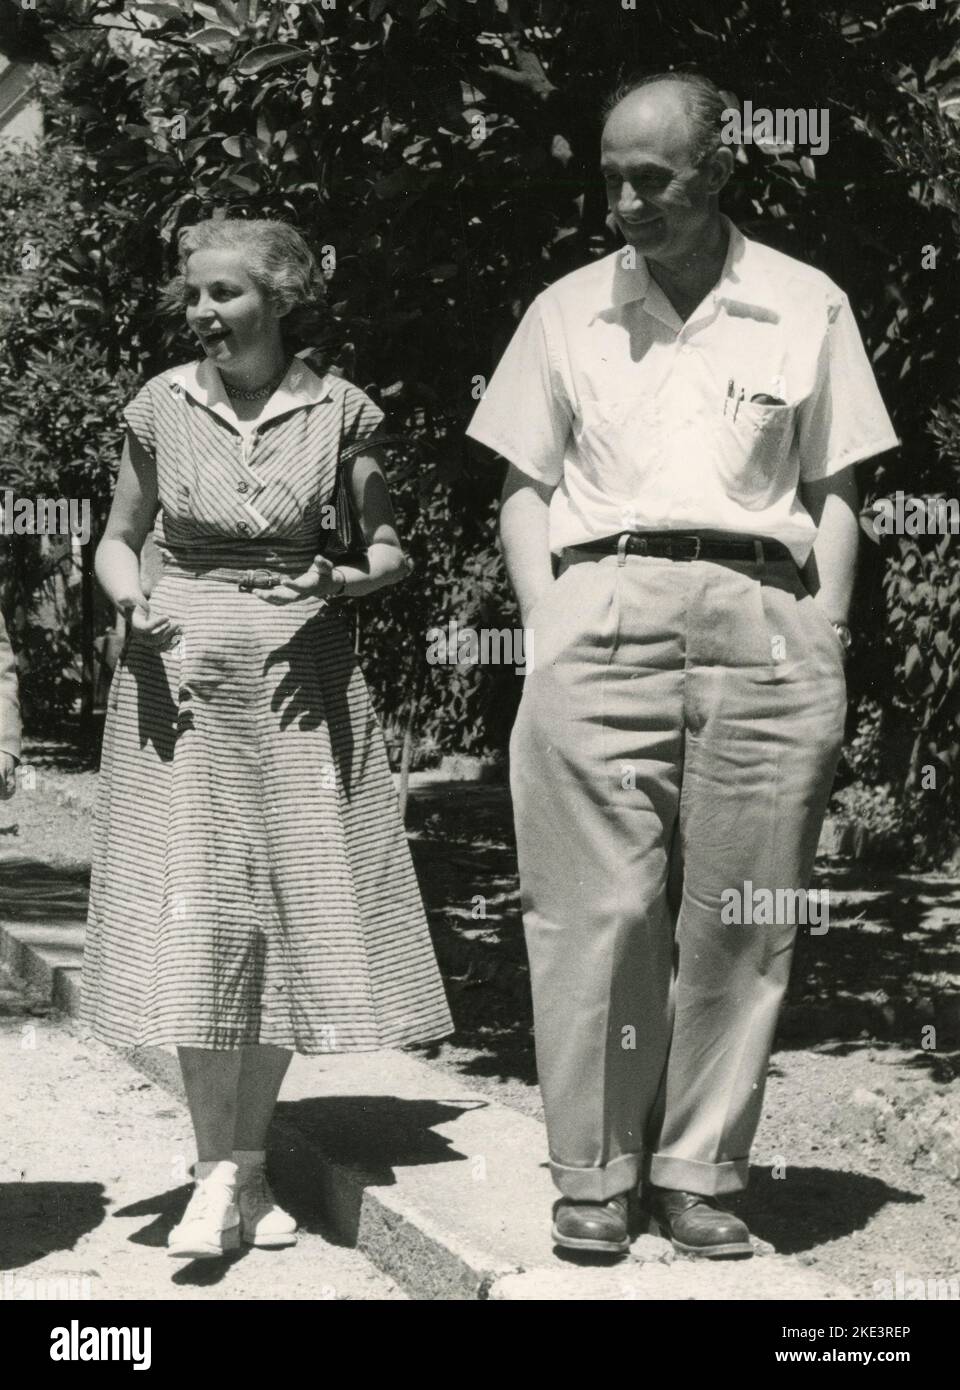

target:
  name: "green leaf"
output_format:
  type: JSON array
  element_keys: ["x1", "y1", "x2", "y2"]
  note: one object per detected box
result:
[
  {"x1": 135, "y1": 1, "x2": 187, "y2": 21},
  {"x1": 903, "y1": 644, "x2": 924, "y2": 682},
  {"x1": 213, "y1": 0, "x2": 241, "y2": 29},
  {"x1": 221, "y1": 135, "x2": 245, "y2": 158},
  {"x1": 236, "y1": 44, "x2": 312, "y2": 75},
  {"x1": 214, "y1": 173, "x2": 261, "y2": 193},
  {"x1": 186, "y1": 26, "x2": 237, "y2": 52}
]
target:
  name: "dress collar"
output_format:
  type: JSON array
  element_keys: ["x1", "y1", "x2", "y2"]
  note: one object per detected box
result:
[
  {"x1": 164, "y1": 354, "x2": 334, "y2": 433},
  {"x1": 604, "y1": 214, "x2": 776, "y2": 324}
]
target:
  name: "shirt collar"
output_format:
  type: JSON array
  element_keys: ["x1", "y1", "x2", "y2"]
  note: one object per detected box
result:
[
  {"x1": 604, "y1": 215, "x2": 777, "y2": 324},
  {"x1": 164, "y1": 354, "x2": 333, "y2": 432}
]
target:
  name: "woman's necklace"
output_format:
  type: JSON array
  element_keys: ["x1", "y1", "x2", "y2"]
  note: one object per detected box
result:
[{"x1": 222, "y1": 360, "x2": 290, "y2": 401}]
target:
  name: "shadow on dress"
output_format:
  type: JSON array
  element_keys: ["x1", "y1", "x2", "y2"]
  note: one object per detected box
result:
[
  {"x1": 266, "y1": 614, "x2": 357, "y2": 789},
  {"x1": 124, "y1": 642, "x2": 180, "y2": 763}
]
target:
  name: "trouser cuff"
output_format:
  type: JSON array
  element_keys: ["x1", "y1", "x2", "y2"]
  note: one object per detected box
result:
[
  {"x1": 646, "y1": 1154, "x2": 749, "y2": 1195},
  {"x1": 550, "y1": 1150, "x2": 641, "y2": 1200}
]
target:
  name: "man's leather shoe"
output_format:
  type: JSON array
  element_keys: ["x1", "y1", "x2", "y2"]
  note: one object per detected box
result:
[
  {"x1": 647, "y1": 1187, "x2": 753, "y2": 1258},
  {"x1": 551, "y1": 1193, "x2": 631, "y2": 1254}
]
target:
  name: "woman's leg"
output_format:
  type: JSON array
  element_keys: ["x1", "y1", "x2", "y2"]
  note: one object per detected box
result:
[
  {"x1": 230, "y1": 1046, "x2": 298, "y2": 1246},
  {"x1": 169, "y1": 1047, "x2": 245, "y2": 1257},
  {"x1": 178, "y1": 1047, "x2": 242, "y2": 1160},
  {"x1": 233, "y1": 1044, "x2": 293, "y2": 1150}
]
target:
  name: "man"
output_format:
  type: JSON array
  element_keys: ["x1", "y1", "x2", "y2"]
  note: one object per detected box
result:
[
  {"x1": 466, "y1": 72, "x2": 898, "y2": 1257},
  {"x1": 0, "y1": 606, "x2": 21, "y2": 800}
]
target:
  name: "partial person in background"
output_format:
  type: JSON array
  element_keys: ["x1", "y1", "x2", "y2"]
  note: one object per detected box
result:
[{"x1": 0, "y1": 608, "x2": 21, "y2": 800}]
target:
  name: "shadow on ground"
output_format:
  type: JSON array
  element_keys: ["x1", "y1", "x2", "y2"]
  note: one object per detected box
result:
[
  {"x1": 274, "y1": 1094, "x2": 475, "y2": 1179},
  {"x1": 735, "y1": 1164, "x2": 922, "y2": 1256},
  {"x1": 0, "y1": 1182, "x2": 108, "y2": 1269},
  {"x1": 0, "y1": 858, "x2": 90, "y2": 925}
]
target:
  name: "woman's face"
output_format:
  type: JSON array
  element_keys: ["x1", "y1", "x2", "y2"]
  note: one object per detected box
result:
[{"x1": 184, "y1": 248, "x2": 284, "y2": 368}]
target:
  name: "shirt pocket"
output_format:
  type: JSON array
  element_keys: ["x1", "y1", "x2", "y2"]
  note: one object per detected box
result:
[
  {"x1": 715, "y1": 399, "x2": 797, "y2": 510},
  {"x1": 576, "y1": 395, "x2": 661, "y2": 499}
]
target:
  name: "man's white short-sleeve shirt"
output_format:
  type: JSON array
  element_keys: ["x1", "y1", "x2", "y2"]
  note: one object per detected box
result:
[{"x1": 466, "y1": 216, "x2": 899, "y2": 565}]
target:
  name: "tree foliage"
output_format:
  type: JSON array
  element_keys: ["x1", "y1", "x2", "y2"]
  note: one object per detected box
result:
[{"x1": 0, "y1": 0, "x2": 958, "y2": 816}]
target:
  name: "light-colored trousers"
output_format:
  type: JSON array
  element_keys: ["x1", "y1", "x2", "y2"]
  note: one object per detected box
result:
[{"x1": 510, "y1": 547, "x2": 847, "y2": 1201}]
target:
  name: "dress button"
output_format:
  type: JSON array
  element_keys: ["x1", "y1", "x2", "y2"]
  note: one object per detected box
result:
[
  {"x1": 237, "y1": 481, "x2": 248, "y2": 493},
  {"x1": 238, "y1": 522, "x2": 249, "y2": 534}
]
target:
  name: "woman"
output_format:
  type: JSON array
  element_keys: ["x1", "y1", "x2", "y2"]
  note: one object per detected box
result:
[{"x1": 82, "y1": 218, "x2": 453, "y2": 1260}]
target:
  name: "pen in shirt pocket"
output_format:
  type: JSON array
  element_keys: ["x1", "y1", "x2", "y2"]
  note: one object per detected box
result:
[{"x1": 722, "y1": 379, "x2": 748, "y2": 419}]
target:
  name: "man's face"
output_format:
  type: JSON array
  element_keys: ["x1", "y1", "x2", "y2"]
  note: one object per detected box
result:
[{"x1": 600, "y1": 86, "x2": 724, "y2": 265}]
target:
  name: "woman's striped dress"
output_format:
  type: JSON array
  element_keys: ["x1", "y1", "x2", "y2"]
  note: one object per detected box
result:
[{"x1": 80, "y1": 356, "x2": 453, "y2": 1053}]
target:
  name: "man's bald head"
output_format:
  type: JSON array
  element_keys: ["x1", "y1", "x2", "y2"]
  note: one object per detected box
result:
[{"x1": 602, "y1": 72, "x2": 732, "y2": 170}]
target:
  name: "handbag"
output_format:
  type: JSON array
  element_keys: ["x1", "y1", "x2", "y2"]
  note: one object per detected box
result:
[{"x1": 321, "y1": 432, "x2": 406, "y2": 564}]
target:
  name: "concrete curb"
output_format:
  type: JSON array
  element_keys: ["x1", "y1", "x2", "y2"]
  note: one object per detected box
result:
[
  {"x1": 0, "y1": 919, "x2": 83, "y2": 1013},
  {"x1": 0, "y1": 903, "x2": 855, "y2": 1302}
]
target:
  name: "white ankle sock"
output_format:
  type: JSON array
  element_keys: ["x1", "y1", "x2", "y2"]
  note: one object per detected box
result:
[{"x1": 195, "y1": 1159, "x2": 239, "y2": 1186}]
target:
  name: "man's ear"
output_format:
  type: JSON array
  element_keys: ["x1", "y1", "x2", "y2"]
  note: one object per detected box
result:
[{"x1": 703, "y1": 145, "x2": 735, "y2": 195}]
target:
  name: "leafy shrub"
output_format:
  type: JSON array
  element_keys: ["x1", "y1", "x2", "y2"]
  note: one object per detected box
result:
[{"x1": 1, "y1": 0, "x2": 959, "y2": 795}]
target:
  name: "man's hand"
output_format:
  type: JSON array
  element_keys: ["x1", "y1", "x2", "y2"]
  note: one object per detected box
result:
[
  {"x1": 0, "y1": 752, "x2": 17, "y2": 800},
  {"x1": 799, "y1": 467, "x2": 859, "y2": 627},
  {"x1": 254, "y1": 557, "x2": 345, "y2": 606},
  {"x1": 499, "y1": 465, "x2": 556, "y2": 625}
]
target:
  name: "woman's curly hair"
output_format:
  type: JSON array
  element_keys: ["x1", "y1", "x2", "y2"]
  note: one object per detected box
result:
[{"x1": 163, "y1": 217, "x2": 332, "y2": 356}]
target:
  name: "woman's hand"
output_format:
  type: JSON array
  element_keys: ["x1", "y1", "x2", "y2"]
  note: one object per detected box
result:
[
  {"x1": 125, "y1": 596, "x2": 182, "y2": 650},
  {"x1": 254, "y1": 556, "x2": 345, "y2": 606}
]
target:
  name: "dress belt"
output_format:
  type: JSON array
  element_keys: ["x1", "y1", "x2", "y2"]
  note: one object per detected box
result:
[
  {"x1": 566, "y1": 531, "x2": 795, "y2": 565},
  {"x1": 169, "y1": 565, "x2": 299, "y2": 591}
]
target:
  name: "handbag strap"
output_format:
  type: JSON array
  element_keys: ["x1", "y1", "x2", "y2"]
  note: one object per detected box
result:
[{"x1": 338, "y1": 432, "x2": 411, "y2": 464}]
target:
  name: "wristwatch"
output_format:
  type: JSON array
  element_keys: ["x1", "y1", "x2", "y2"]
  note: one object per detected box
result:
[
  {"x1": 831, "y1": 621, "x2": 853, "y2": 653},
  {"x1": 330, "y1": 567, "x2": 347, "y2": 598}
]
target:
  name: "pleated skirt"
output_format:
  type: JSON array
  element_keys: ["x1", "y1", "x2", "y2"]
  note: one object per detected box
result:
[{"x1": 81, "y1": 569, "x2": 454, "y2": 1053}]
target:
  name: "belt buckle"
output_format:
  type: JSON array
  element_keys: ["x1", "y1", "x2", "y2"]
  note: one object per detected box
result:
[
  {"x1": 238, "y1": 568, "x2": 276, "y2": 592},
  {"x1": 678, "y1": 535, "x2": 701, "y2": 561}
]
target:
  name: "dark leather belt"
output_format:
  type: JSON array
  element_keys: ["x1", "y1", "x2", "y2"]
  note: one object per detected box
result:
[{"x1": 567, "y1": 532, "x2": 794, "y2": 564}]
